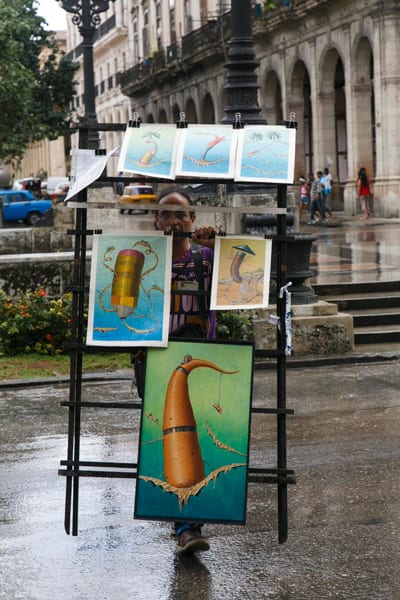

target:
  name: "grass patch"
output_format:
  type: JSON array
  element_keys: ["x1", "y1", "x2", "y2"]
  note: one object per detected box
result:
[{"x1": 0, "y1": 353, "x2": 132, "y2": 381}]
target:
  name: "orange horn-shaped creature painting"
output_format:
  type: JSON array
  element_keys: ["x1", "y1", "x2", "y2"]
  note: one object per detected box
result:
[{"x1": 162, "y1": 355, "x2": 238, "y2": 488}]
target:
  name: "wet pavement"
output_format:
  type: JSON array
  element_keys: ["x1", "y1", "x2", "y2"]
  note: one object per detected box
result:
[
  {"x1": 304, "y1": 214, "x2": 400, "y2": 286},
  {"x1": 1, "y1": 361, "x2": 400, "y2": 600}
]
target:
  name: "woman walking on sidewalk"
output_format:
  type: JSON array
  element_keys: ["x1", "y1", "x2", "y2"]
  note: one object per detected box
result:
[{"x1": 357, "y1": 167, "x2": 372, "y2": 219}]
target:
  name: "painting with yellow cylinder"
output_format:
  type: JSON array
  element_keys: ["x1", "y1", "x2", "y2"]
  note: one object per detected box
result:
[
  {"x1": 210, "y1": 235, "x2": 272, "y2": 310},
  {"x1": 134, "y1": 339, "x2": 254, "y2": 524},
  {"x1": 87, "y1": 233, "x2": 172, "y2": 346}
]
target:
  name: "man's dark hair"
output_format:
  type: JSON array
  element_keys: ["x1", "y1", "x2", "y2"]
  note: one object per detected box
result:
[{"x1": 157, "y1": 187, "x2": 195, "y2": 217}]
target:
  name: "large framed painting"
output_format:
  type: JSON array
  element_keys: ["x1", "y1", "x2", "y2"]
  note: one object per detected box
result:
[
  {"x1": 87, "y1": 233, "x2": 172, "y2": 346},
  {"x1": 134, "y1": 339, "x2": 254, "y2": 524}
]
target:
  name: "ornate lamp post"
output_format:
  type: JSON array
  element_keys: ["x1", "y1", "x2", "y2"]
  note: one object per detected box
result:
[
  {"x1": 57, "y1": 0, "x2": 116, "y2": 148},
  {"x1": 221, "y1": 0, "x2": 266, "y2": 125}
]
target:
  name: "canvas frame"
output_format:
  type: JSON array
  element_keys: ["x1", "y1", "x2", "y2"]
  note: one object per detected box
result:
[
  {"x1": 87, "y1": 233, "x2": 172, "y2": 346},
  {"x1": 134, "y1": 339, "x2": 254, "y2": 524}
]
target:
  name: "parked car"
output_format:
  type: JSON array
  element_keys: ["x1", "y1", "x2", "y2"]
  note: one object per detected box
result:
[
  {"x1": 0, "y1": 190, "x2": 53, "y2": 226},
  {"x1": 119, "y1": 184, "x2": 157, "y2": 213},
  {"x1": 12, "y1": 177, "x2": 42, "y2": 198},
  {"x1": 45, "y1": 177, "x2": 69, "y2": 200}
]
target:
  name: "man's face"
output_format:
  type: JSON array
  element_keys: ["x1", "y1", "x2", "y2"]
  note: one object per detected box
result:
[{"x1": 155, "y1": 194, "x2": 195, "y2": 232}]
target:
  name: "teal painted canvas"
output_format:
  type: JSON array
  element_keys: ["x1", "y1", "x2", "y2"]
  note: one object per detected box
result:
[
  {"x1": 118, "y1": 124, "x2": 179, "y2": 179},
  {"x1": 87, "y1": 233, "x2": 172, "y2": 346},
  {"x1": 135, "y1": 340, "x2": 254, "y2": 524}
]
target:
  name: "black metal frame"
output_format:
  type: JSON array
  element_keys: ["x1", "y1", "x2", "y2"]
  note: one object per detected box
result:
[{"x1": 58, "y1": 121, "x2": 296, "y2": 543}]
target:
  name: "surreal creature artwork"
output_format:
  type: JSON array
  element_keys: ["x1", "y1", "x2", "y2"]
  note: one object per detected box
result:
[
  {"x1": 117, "y1": 124, "x2": 296, "y2": 183},
  {"x1": 135, "y1": 340, "x2": 254, "y2": 524},
  {"x1": 175, "y1": 125, "x2": 239, "y2": 179},
  {"x1": 117, "y1": 124, "x2": 179, "y2": 179},
  {"x1": 210, "y1": 236, "x2": 272, "y2": 310},
  {"x1": 235, "y1": 125, "x2": 296, "y2": 183},
  {"x1": 87, "y1": 233, "x2": 172, "y2": 346}
]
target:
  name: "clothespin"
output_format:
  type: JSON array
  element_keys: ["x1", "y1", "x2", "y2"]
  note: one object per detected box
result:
[
  {"x1": 233, "y1": 112, "x2": 244, "y2": 129},
  {"x1": 283, "y1": 112, "x2": 297, "y2": 129},
  {"x1": 129, "y1": 112, "x2": 141, "y2": 128},
  {"x1": 176, "y1": 112, "x2": 188, "y2": 128}
]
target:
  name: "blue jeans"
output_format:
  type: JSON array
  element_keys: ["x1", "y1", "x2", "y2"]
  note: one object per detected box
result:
[
  {"x1": 310, "y1": 195, "x2": 326, "y2": 220},
  {"x1": 174, "y1": 522, "x2": 203, "y2": 536}
]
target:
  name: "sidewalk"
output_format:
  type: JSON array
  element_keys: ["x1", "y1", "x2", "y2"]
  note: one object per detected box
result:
[{"x1": 2, "y1": 362, "x2": 400, "y2": 599}]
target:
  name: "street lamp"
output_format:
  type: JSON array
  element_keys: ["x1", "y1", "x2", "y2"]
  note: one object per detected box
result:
[
  {"x1": 57, "y1": 0, "x2": 116, "y2": 148},
  {"x1": 221, "y1": 0, "x2": 266, "y2": 125}
]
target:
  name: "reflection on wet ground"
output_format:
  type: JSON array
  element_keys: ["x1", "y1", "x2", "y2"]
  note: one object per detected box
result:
[
  {"x1": 1, "y1": 363, "x2": 400, "y2": 600},
  {"x1": 307, "y1": 220, "x2": 400, "y2": 285}
]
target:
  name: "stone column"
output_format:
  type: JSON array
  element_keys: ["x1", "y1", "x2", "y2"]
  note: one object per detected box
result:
[
  {"x1": 343, "y1": 82, "x2": 374, "y2": 216},
  {"x1": 371, "y1": 4, "x2": 400, "y2": 216}
]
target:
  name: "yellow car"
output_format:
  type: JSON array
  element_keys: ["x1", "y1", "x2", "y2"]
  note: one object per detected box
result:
[{"x1": 119, "y1": 185, "x2": 157, "y2": 213}]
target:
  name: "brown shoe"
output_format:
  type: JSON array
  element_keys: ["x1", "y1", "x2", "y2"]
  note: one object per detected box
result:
[{"x1": 176, "y1": 528, "x2": 210, "y2": 555}]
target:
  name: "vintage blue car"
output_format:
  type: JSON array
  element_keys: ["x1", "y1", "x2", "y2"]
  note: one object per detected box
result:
[{"x1": 0, "y1": 190, "x2": 53, "y2": 226}]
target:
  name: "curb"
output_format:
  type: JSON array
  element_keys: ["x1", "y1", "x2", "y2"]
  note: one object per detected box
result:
[
  {"x1": 255, "y1": 350, "x2": 400, "y2": 370},
  {"x1": 1, "y1": 352, "x2": 399, "y2": 389}
]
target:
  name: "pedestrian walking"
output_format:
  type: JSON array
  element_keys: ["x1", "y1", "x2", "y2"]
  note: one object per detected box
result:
[
  {"x1": 357, "y1": 167, "x2": 372, "y2": 219},
  {"x1": 321, "y1": 167, "x2": 333, "y2": 218},
  {"x1": 132, "y1": 188, "x2": 217, "y2": 555},
  {"x1": 298, "y1": 176, "x2": 310, "y2": 220},
  {"x1": 308, "y1": 172, "x2": 326, "y2": 224}
]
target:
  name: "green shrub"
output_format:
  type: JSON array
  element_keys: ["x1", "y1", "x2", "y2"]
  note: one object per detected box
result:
[
  {"x1": 0, "y1": 290, "x2": 73, "y2": 356},
  {"x1": 216, "y1": 310, "x2": 254, "y2": 342},
  {"x1": 0, "y1": 289, "x2": 255, "y2": 356}
]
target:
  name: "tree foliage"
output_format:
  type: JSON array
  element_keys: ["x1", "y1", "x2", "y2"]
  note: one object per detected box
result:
[{"x1": 0, "y1": 0, "x2": 78, "y2": 163}]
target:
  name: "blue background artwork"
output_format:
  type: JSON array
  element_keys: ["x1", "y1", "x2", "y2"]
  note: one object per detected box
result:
[
  {"x1": 119, "y1": 125, "x2": 178, "y2": 179},
  {"x1": 176, "y1": 125, "x2": 238, "y2": 178},
  {"x1": 87, "y1": 234, "x2": 171, "y2": 346}
]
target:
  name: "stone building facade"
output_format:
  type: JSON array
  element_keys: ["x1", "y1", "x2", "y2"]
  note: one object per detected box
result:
[
  {"x1": 116, "y1": 0, "x2": 400, "y2": 217},
  {"x1": 17, "y1": 1, "x2": 400, "y2": 217}
]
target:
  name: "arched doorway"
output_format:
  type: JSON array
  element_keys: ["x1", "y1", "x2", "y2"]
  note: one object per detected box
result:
[
  {"x1": 185, "y1": 98, "x2": 198, "y2": 124},
  {"x1": 289, "y1": 61, "x2": 312, "y2": 177},
  {"x1": 158, "y1": 108, "x2": 168, "y2": 123},
  {"x1": 263, "y1": 70, "x2": 282, "y2": 125},
  {"x1": 353, "y1": 37, "x2": 375, "y2": 179},
  {"x1": 334, "y1": 58, "x2": 347, "y2": 184},
  {"x1": 202, "y1": 93, "x2": 215, "y2": 124},
  {"x1": 172, "y1": 103, "x2": 181, "y2": 123},
  {"x1": 318, "y1": 49, "x2": 347, "y2": 207}
]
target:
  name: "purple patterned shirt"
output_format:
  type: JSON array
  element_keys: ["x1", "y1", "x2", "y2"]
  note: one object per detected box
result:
[{"x1": 170, "y1": 245, "x2": 216, "y2": 339}]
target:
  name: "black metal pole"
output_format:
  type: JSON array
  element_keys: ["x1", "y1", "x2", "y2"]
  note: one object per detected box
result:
[
  {"x1": 276, "y1": 183, "x2": 289, "y2": 544},
  {"x1": 58, "y1": 0, "x2": 116, "y2": 149},
  {"x1": 58, "y1": 0, "x2": 115, "y2": 535},
  {"x1": 80, "y1": 2, "x2": 96, "y2": 121},
  {"x1": 221, "y1": 0, "x2": 266, "y2": 125}
]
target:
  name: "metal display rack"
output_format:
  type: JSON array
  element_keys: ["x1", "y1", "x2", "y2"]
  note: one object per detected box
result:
[{"x1": 59, "y1": 120, "x2": 296, "y2": 542}]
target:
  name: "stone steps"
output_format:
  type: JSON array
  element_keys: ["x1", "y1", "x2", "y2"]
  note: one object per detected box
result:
[{"x1": 313, "y1": 281, "x2": 400, "y2": 348}]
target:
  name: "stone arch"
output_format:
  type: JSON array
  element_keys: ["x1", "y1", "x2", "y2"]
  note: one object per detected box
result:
[
  {"x1": 318, "y1": 48, "x2": 348, "y2": 193},
  {"x1": 288, "y1": 60, "x2": 312, "y2": 177},
  {"x1": 146, "y1": 113, "x2": 155, "y2": 123},
  {"x1": 185, "y1": 98, "x2": 198, "y2": 124},
  {"x1": 201, "y1": 92, "x2": 215, "y2": 124},
  {"x1": 172, "y1": 103, "x2": 181, "y2": 123},
  {"x1": 158, "y1": 107, "x2": 168, "y2": 123},
  {"x1": 262, "y1": 70, "x2": 282, "y2": 126}
]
